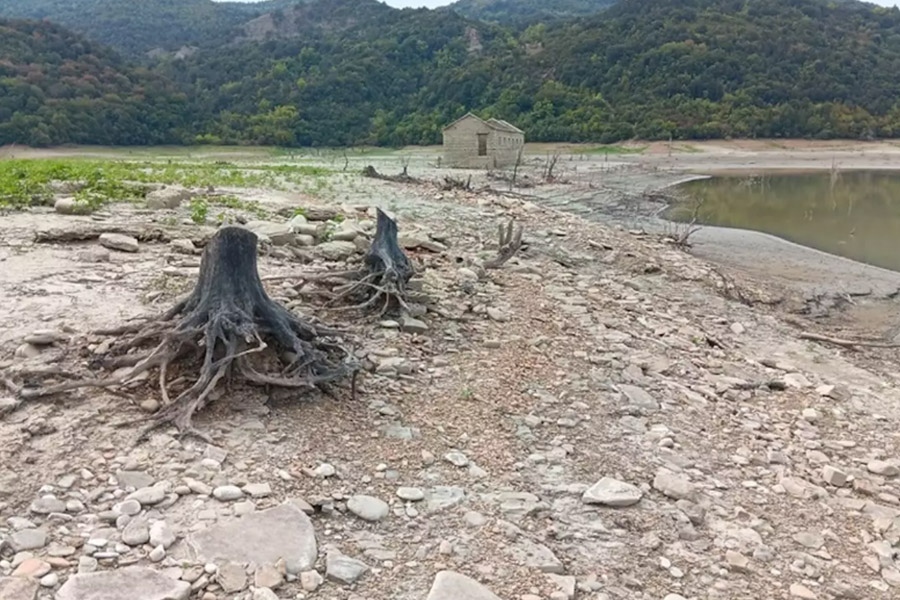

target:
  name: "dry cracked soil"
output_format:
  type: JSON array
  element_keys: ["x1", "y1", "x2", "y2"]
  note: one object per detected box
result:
[{"x1": 2, "y1": 149, "x2": 900, "y2": 600}]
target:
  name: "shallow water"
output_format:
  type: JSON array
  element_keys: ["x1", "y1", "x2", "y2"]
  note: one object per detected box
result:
[{"x1": 669, "y1": 170, "x2": 900, "y2": 272}]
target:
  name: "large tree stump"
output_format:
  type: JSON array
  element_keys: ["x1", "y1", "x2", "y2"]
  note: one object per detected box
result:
[
  {"x1": 18, "y1": 226, "x2": 356, "y2": 440},
  {"x1": 329, "y1": 209, "x2": 415, "y2": 316}
]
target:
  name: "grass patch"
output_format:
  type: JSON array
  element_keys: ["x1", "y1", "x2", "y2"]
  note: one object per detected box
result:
[
  {"x1": 576, "y1": 145, "x2": 647, "y2": 155},
  {"x1": 0, "y1": 158, "x2": 333, "y2": 210}
]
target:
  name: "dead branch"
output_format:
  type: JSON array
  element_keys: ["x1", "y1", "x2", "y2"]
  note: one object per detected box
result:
[
  {"x1": 799, "y1": 333, "x2": 900, "y2": 349},
  {"x1": 484, "y1": 219, "x2": 524, "y2": 269},
  {"x1": 441, "y1": 175, "x2": 472, "y2": 191},
  {"x1": 362, "y1": 165, "x2": 420, "y2": 184},
  {"x1": 13, "y1": 226, "x2": 357, "y2": 440}
]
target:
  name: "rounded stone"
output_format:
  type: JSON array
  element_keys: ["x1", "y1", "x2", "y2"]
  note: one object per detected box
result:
[{"x1": 347, "y1": 495, "x2": 390, "y2": 522}]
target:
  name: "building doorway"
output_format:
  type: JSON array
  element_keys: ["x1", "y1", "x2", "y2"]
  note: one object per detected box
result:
[{"x1": 477, "y1": 133, "x2": 487, "y2": 156}]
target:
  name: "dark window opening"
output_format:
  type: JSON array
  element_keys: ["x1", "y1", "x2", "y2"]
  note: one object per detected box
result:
[{"x1": 477, "y1": 133, "x2": 488, "y2": 156}]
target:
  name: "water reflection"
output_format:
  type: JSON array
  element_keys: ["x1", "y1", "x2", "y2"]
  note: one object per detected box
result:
[{"x1": 669, "y1": 171, "x2": 900, "y2": 271}]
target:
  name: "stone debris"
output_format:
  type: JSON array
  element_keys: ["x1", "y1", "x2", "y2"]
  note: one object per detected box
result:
[
  {"x1": 181, "y1": 503, "x2": 317, "y2": 574},
  {"x1": 582, "y1": 477, "x2": 643, "y2": 507},
  {"x1": 325, "y1": 550, "x2": 370, "y2": 584},
  {"x1": 653, "y1": 470, "x2": 697, "y2": 501},
  {"x1": 426, "y1": 571, "x2": 501, "y2": 600},
  {"x1": 56, "y1": 567, "x2": 190, "y2": 600},
  {"x1": 98, "y1": 233, "x2": 139, "y2": 253},
  {"x1": 347, "y1": 495, "x2": 390, "y2": 522}
]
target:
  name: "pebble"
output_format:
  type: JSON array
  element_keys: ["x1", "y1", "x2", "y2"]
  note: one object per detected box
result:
[
  {"x1": 127, "y1": 486, "x2": 166, "y2": 506},
  {"x1": 653, "y1": 470, "x2": 697, "y2": 501},
  {"x1": 244, "y1": 483, "x2": 272, "y2": 498},
  {"x1": 117, "y1": 499, "x2": 142, "y2": 516},
  {"x1": 444, "y1": 450, "x2": 469, "y2": 467},
  {"x1": 790, "y1": 583, "x2": 817, "y2": 599},
  {"x1": 99, "y1": 232, "x2": 139, "y2": 253},
  {"x1": 11, "y1": 528, "x2": 47, "y2": 551},
  {"x1": 149, "y1": 545, "x2": 166, "y2": 562},
  {"x1": 822, "y1": 465, "x2": 848, "y2": 487},
  {"x1": 582, "y1": 477, "x2": 643, "y2": 507},
  {"x1": 300, "y1": 570, "x2": 323, "y2": 592},
  {"x1": 149, "y1": 521, "x2": 176, "y2": 548},
  {"x1": 39, "y1": 573, "x2": 58, "y2": 587},
  {"x1": 30, "y1": 497, "x2": 66, "y2": 514},
  {"x1": 868, "y1": 460, "x2": 900, "y2": 477},
  {"x1": 212, "y1": 485, "x2": 244, "y2": 501},
  {"x1": 347, "y1": 495, "x2": 390, "y2": 522},
  {"x1": 314, "y1": 463, "x2": 336, "y2": 478},
  {"x1": 325, "y1": 551, "x2": 370, "y2": 584},
  {"x1": 122, "y1": 519, "x2": 150, "y2": 546},
  {"x1": 397, "y1": 487, "x2": 425, "y2": 502}
]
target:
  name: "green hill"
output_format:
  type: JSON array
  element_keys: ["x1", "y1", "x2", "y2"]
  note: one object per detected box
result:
[
  {"x1": 0, "y1": 18, "x2": 187, "y2": 146},
  {"x1": 447, "y1": 0, "x2": 618, "y2": 26}
]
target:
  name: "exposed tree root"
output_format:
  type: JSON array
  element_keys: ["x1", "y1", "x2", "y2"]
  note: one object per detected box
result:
[
  {"x1": 799, "y1": 332, "x2": 900, "y2": 349},
  {"x1": 14, "y1": 226, "x2": 357, "y2": 440},
  {"x1": 362, "y1": 165, "x2": 420, "y2": 184},
  {"x1": 484, "y1": 219, "x2": 524, "y2": 269},
  {"x1": 326, "y1": 209, "x2": 416, "y2": 317}
]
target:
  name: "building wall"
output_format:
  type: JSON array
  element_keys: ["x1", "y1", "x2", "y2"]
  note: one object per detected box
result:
[{"x1": 443, "y1": 116, "x2": 524, "y2": 169}]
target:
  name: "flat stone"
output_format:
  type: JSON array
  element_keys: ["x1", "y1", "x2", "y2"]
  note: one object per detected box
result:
[
  {"x1": 254, "y1": 564, "x2": 283, "y2": 589},
  {"x1": 117, "y1": 500, "x2": 142, "y2": 516},
  {"x1": 216, "y1": 562, "x2": 247, "y2": 593},
  {"x1": 30, "y1": 496, "x2": 66, "y2": 514},
  {"x1": 244, "y1": 483, "x2": 272, "y2": 498},
  {"x1": 653, "y1": 470, "x2": 697, "y2": 501},
  {"x1": 399, "y1": 316, "x2": 428, "y2": 334},
  {"x1": 304, "y1": 206, "x2": 340, "y2": 221},
  {"x1": 56, "y1": 567, "x2": 190, "y2": 600},
  {"x1": 127, "y1": 487, "x2": 166, "y2": 506},
  {"x1": 582, "y1": 477, "x2": 643, "y2": 507},
  {"x1": 122, "y1": 519, "x2": 150, "y2": 546},
  {"x1": 794, "y1": 530, "x2": 825, "y2": 550},
  {"x1": 314, "y1": 241, "x2": 357, "y2": 261},
  {"x1": 0, "y1": 577, "x2": 38, "y2": 600},
  {"x1": 444, "y1": 450, "x2": 469, "y2": 467},
  {"x1": 397, "y1": 487, "x2": 425, "y2": 502},
  {"x1": 790, "y1": 583, "x2": 817, "y2": 599},
  {"x1": 146, "y1": 187, "x2": 191, "y2": 209},
  {"x1": 325, "y1": 551, "x2": 369, "y2": 585},
  {"x1": 347, "y1": 495, "x2": 389, "y2": 522},
  {"x1": 505, "y1": 538, "x2": 564, "y2": 574},
  {"x1": 251, "y1": 588, "x2": 278, "y2": 600},
  {"x1": 12, "y1": 558, "x2": 51, "y2": 578},
  {"x1": 425, "y1": 487, "x2": 466, "y2": 513},
  {"x1": 619, "y1": 384, "x2": 659, "y2": 412},
  {"x1": 245, "y1": 221, "x2": 295, "y2": 246},
  {"x1": 180, "y1": 503, "x2": 316, "y2": 575},
  {"x1": 116, "y1": 471, "x2": 155, "y2": 490},
  {"x1": 11, "y1": 529, "x2": 47, "y2": 552},
  {"x1": 425, "y1": 570, "x2": 501, "y2": 600},
  {"x1": 300, "y1": 570, "x2": 323, "y2": 592},
  {"x1": 99, "y1": 233, "x2": 139, "y2": 253},
  {"x1": 55, "y1": 197, "x2": 92, "y2": 215},
  {"x1": 868, "y1": 460, "x2": 900, "y2": 477},
  {"x1": 212, "y1": 485, "x2": 244, "y2": 501}
]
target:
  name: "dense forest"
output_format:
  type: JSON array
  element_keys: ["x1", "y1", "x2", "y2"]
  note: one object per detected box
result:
[
  {"x1": 0, "y1": 19, "x2": 188, "y2": 146},
  {"x1": 447, "y1": 0, "x2": 617, "y2": 26},
  {"x1": 3, "y1": 0, "x2": 900, "y2": 147}
]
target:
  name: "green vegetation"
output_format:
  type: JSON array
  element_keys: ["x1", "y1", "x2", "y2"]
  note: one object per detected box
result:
[
  {"x1": 5, "y1": 0, "x2": 900, "y2": 146},
  {"x1": 447, "y1": 0, "x2": 616, "y2": 26},
  {"x1": 188, "y1": 198, "x2": 209, "y2": 224},
  {"x1": 576, "y1": 145, "x2": 646, "y2": 155},
  {"x1": 0, "y1": 158, "x2": 332, "y2": 209}
]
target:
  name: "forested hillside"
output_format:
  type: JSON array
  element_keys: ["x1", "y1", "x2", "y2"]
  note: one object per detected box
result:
[
  {"x1": 4, "y1": 0, "x2": 900, "y2": 147},
  {"x1": 0, "y1": 0, "x2": 306, "y2": 55},
  {"x1": 447, "y1": 0, "x2": 617, "y2": 26},
  {"x1": 0, "y1": 19, "x2": 188, "y2": 146}
]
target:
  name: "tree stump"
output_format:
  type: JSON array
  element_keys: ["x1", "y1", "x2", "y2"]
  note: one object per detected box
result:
[{"x1": 18, "y1": 226, "x2": 356, "y2": 440}]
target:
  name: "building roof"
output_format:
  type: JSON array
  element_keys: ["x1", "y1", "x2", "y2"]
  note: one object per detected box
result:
[{"x1": 443, "y1": 112, "x2": 523, "y2": 134}]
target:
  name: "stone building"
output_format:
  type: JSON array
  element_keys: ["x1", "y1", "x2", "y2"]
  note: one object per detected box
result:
[{"x1": 442, "y1": 113, "x2": 524, "y2": 169}]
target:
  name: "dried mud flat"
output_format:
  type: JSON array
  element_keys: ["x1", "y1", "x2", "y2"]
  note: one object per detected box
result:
[{"x1": 2, "y1": 147, "x2": 900, "y2": 600}]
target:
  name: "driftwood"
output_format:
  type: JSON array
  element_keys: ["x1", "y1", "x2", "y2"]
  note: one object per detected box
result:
[
  {"x1": 15, "y1": 226, "x2": 356, "y2": 440},
  {"x1": 799, "y1": 332, "x2": 900, "y2": 349},
  {"x1": 362, "y1": 165, "x2": 420, "y2": 184},
  {"x1": 484, "y1": 219, "x2": 524, "y2": 269},
  {"x1": 34, "y1": 225, "x2": 209, "y2": 245},
  {"x1": 327, "y1": 209, "x2": 415, "y2": 316}
]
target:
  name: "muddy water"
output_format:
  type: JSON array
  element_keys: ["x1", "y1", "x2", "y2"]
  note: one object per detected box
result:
[{"x1": 668, "y1": 170, "x2": 900, "y2": 272}]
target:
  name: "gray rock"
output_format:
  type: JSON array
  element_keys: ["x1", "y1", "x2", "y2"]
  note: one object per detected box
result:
[
  {"x1": 300, "y1": 570, "x2": 323, "y2": 592},
  {"x1": 619, "y1": 384, "x2": 659, "y2": 413},
  {"x1": 116, "y1": 471, "x2": 155, "y2": 490},
  {"x1": 444, "y1": 450, "x2": 469, "y2": 467},
  {"x1": 216, "y1": 562, "x2": 247, "y2": 593},
  {"x1": 252, "y1": 588, "x2": 279, "y2": 600},
  {"x1": 315, "y1": 241, "x2": 357, "y2": 261},
  {"x1": 426, "y1": 571, "x2": 501, "y2": 600},
  {"x1": 148, "y1": 545, "x2": 165, "y2": 562},
  {"x1": 245, "y1": 221, "x2": 295, "y2": 246},
  {"x1": 0, "y1": 577, "x2": 38, "y2": 600},
  {"x1": 505, "y1": 538, "x2": 564, "y2": 574},
  {"x1": 325, "y1": 551, "x2": 370, "y2": 585},
  {"x1": 149, "y1": 521, "x2": 176, "y2": 549},
  {"x1": 653, "y1": 470, "x2": 697, "y2": 501},
  {"x1": 212, "y1": 485, "x2": 244, "y2": 501},
  {"x1": 77, "y1": 557, "x2": 98, "y2": 574},
  {"x1": 254, "y1": 565, "x2": 283, "y2": 589},
  {"x1": 122, "y1": 519, "x2": 150, "y2": 546},
  {"x1": 180, "y1": 503, "x2": 317, "y2": 575},
  {"x1": 794, "y1": 530, "x2": 825, "y2": 550},
  {"x1": 347, "y1": 495, "x2": 389, "y2": 522},
  {"x1": 425, "y1": 487, "x2": 466, "y2": 513},
  {"x1": 56, "y1": 567, "x2": 190, "y2": 600},
  {"x1": 399, "y1": 230, "x2": 447, "y2": 252},
  {"x1": 117, "y1": 500, "x2": 142, "y2": 517},
  {"x1": 127, "y1": 487, "x2": 166, "y2": 506},
  {"x1": 582, "y1": 477, "x2": 643, "y2": 507},
  {"x1": 11, "y1": 529, "x2": 47, "y2": 552},
  {"x1": 146, "y1": 187, "x2": 192, "y2": 209},
  {"x1": 244, "y1": 483, "x2": 272, "y2": 498},
  {"x1": 30, "y1": 496, "x2": 66, "y2": 514},
  {"x1": 400, "y1": 316, "x2": 428, "y2": 334},
  {"x1": 397, "y1": 487, "x2": 425, "y2": 502},
  {"x1": 868, "y1": 460, "x2": 900, "y2": 477},
  {"x1": 304, "y1": 206, "x2": 340, "y2": 222},
  {"x1": 54, "y1": 197, "x2": 91, "y2": 215},
  {"x1": 169, "y1": 239, "x2": 197, "y2": 255},
  {"x1": 39, "y1": 573, "x2": 58, "y2": 588},
  {"x1": 99, "y1": 233, "x2": 139, "y2": 253},
  {"x1": 822, "y1": 465, "x2": 848, "y2": 487}
]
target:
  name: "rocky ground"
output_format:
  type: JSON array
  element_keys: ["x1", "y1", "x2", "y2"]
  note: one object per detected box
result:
[{"x1": 2, "y1": 153, "x2": 900, "y2": 600}]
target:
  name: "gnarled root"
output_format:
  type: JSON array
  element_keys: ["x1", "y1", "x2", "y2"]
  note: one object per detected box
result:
[
  {"x1": 13, "y1": 226, "x2": 357, "y2": 440},
  {"x1": 484, "y1": 219, "x2": 523, "y2": 269}
]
